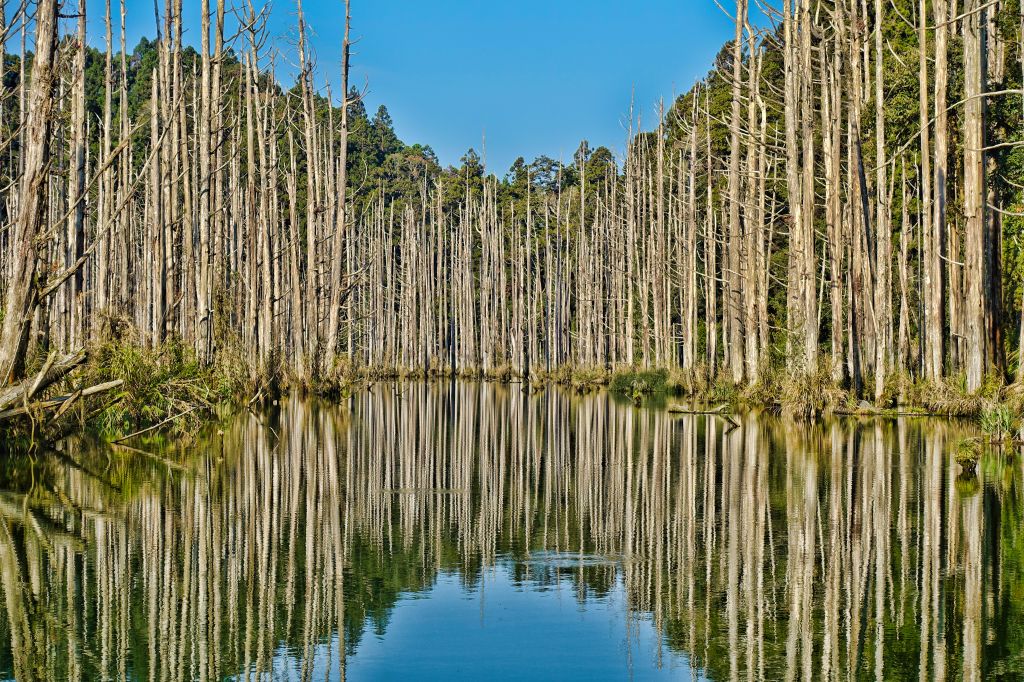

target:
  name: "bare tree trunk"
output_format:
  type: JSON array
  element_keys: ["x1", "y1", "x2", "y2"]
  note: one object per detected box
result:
[
  {"x1": 326, "y1": 0, "x2": 352, "y2": 369},
  {"x1": 149, "y1": 75, "x2": 165, "y2": 347},
  {"x1": 963, "y1": 0, "x2": 987, "y2": 391},
  {"x1": 727, "y1": 0, "x2": 747, "y2": 384},
  {"x1": 898, "y1": 158, "x2": 912, "y2": 375},
  {"x1": 1015, "y1": 0, "x2": 1024, "y2": 383},
  {"x1": 783, "y1": 0, "x2": 805, "y2": 371},
  {"x1": 799, "y1": 0, "x2": 818, "y2": 370},
  {"x1": 919, "y1": 0, "x2": 940, "y2": 382},
  {"x1": 0, "y1": 0, "x2": 59, "y2": 384},
  {"x1": 873, "y1": 0, "x2": 890, "y2": 401},
  {"x1": 297, "y1": 0, "x2": 321, "y2": 377},
  {"x1": 743, "y1": 36, "x2": 763, "y2": 382},
  {"x1": 934, "y1": 0, "x2": 952, "y2": 377},
  {"x1": 95, "y1": 0, "x2": 114, "y2": 326},
  {"x1": 68, "y1": 0, "x2": 87, "y2": 348},
  {"x1": 822, "y1": 19, "x2": 845, "y2": 383},
  {"x1": 195, "y1": 0, "x2": 214, "y2": 362},
  {"x1": 705, "y1": 88, "x2": 718, "y2": 375}
]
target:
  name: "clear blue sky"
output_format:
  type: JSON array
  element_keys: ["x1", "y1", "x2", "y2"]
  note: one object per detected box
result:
[{"x1": 55, "y1": 1, "x2": 734, "y2": 172}]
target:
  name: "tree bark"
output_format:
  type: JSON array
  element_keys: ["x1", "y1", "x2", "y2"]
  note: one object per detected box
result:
[{"x1": 0, "y1": 0, "x2": 59, "y2": 385}]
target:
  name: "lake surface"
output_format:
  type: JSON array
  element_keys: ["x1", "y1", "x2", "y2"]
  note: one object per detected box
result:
[{"x1": 0, "y1": 383, "x2": 1022, "y2": 680}]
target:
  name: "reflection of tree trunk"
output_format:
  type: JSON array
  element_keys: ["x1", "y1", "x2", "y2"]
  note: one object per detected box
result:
[
  {"x1": 726, "y1": 419, "x2": 741, "y2": 679},
  {"x1": 741, "y1": 416, "x2": 767, "y2": 680},
  {"x1": 872, "y1": 425, "x2": 892, "y2": 681},
  {"x1": 783, "y1": 424, "x2": 817, "y2": 681},
  {"x1": 0, "y1": 392, "x2": 1007, "y2": 679},
  {"x1": 920, "y1": 427, "x2": 948, "y2": 681},
  {"x1": 0, "y1": 519, "x2": 37, "y2": 682},
  {"x1": 961, "y1": 490, "x2": 983, "y2": 682},
  {"x1": 820, "y1": 423, "x2": 845, "y2": 680}
]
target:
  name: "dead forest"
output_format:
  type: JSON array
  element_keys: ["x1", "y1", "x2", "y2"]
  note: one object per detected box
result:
[{"x1": 2, "y1": 0, "x2": 1024, "y2": 407}]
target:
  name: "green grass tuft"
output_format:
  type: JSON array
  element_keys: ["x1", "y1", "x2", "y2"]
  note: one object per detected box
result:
[
  {"x1": 80, "y1": 337, "x2": 219, "y2": 438},
  {"x1": 609, "y1": 369, "x2": 669, "y2": 401}
]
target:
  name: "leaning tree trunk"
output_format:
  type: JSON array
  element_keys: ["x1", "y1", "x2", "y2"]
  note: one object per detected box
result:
[{"x1": 0, "y1": 0, "x2": 58, "y2": 385}]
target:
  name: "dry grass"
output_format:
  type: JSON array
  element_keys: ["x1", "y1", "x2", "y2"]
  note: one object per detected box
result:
[
  {"x1": 912, "y1": 373, "x2": 1002, "y2": 417},
  {"x1": 779, "y1": 361, "x2": 852, "y2": 418}
]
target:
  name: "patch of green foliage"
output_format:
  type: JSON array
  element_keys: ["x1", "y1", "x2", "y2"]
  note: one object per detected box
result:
[
  {"x1": 80, "y1": 337, "x2": 221, "y2": 438},
  {"x1": 740, "y1": 363, "x2": 784, "y2": 407},
  {"x1": 980, "y1": 404, "x2": 1018, "y2": 442},
  {"x1": 956, "y1": 438, "x2": 983, "y2": 475},
  {"x1": 609, "y1": 369, "x2": 669, "y2": 402},
  {"x1": 533, "y1": 366, "x2": 608, "y2": 394},
  {"x1": 565, "y1": 367, "x2": 608, "y2": 394},
  {"x1": 912, "y1": 373, "x2": 1004, "y2": 417}
]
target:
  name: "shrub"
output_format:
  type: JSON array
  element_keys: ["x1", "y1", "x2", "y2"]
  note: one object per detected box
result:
[
  {"x1": 81, "y1": 337, "x2": 217, "y2": 437},
  {"x1": 740, "y1": 363, "x2": 783, "y2": 407},
  {"x1": 916, "y1": 373, "x2": 1004, "y2": 417}
]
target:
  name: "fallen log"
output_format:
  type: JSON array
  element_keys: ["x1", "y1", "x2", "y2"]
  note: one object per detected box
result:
[
  {"x1": 0, "y1": 349, "x2": 87, "y2": 412},
  {"x1": 0, "y1": 379, "x2": 123, "y2": 422},
  {"x1": 47, "y1": 388, "x2": 83, "y2": 425},
  {"x1": 667, "y1": 403, "x2": 729, "y2": 415},
  {"x1": 667, "y1": 402, "x2": 740, "y2": 429}
]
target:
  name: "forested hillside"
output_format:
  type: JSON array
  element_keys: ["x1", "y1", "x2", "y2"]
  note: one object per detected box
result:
[{"x1": 2, "y1": 0, "x2": 1023, "y2": 416}]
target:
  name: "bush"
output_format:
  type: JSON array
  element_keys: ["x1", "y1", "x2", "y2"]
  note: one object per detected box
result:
[
  {"x1": 740, "y1": 363, "x2": 783, "y2": 407},
  {"x1": 915, "y1": 373, "x2": 1004, "y2": 417},
  {"x1": 211, "y1": 334, "x2": 283, "y2": 399},
  {"x1": 535, "y1": 366, "x2": 607, "y2": 393},
  {"x1": 568, "y1": 367, "x2": 607, "y2": 393},
  {"x1": 78, "y1": 316, "x2": 236, "y2": 437}
]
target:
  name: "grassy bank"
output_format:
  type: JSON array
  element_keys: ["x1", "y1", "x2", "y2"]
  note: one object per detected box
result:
[
  {"x1": 2, "y1": 335, "x2": 273, "y2": 448},
  {"x1": 605, "y1": 361, "x2": 1024, "y2": 424},
  {"x1": 6, "y1": 336, "x2": 1024, "y2": 452}
]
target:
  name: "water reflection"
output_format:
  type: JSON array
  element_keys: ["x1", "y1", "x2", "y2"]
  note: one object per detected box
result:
[{"x1": 1, "y1": 383, "x2": 1023, "y2": 680}]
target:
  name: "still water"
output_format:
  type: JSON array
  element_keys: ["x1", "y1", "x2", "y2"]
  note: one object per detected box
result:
[{"x1": 0, "y1": 383, "x2": 1022, "y2": 680}]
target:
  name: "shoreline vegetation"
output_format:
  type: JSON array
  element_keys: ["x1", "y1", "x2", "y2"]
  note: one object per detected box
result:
[
  {"x1": 5, "y1": 0, "x2": 1024, "y2": 449},
  {"x1": 5, "y1": 330, "x2": 1024, "y2": 451}
]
